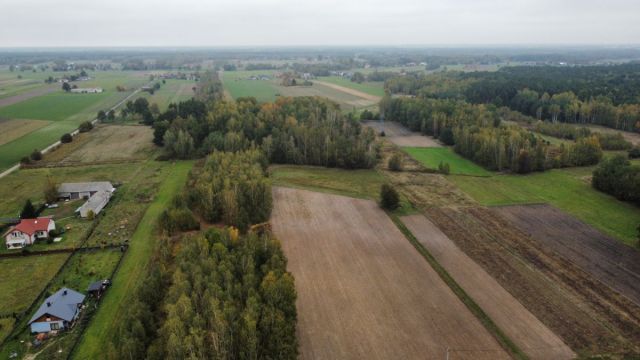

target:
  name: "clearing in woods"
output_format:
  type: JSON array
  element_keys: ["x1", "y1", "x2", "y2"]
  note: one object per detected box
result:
[
  {"x1": 401, "y1": 214, "x2": 575, "y2": 360},
  {"x1": 43, "y1": 124, "x2": 157, "y2": 164},
  {"x1": 494, "y1": 204, "x2": 640, "y2": 306},
  {"x1": 403, "y1": 147, "x2": 493, "y2": 176},
  {"x1": 270, "y1": 187, "x2": 509, "y2": 360},
  {"x1": 362, "y1": 121, "x2": 443, "y2": 148}
]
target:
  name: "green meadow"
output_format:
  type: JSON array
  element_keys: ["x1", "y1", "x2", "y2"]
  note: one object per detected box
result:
[
  {"x1": 403, "y1": 147, "x2": 492, "y2": 176},
  {"x1": 317, "y1": 76, "x2": 385, "y2": 97}
]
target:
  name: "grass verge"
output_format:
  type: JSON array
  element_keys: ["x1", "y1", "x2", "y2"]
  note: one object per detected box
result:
[{"x1": 387, "y1": 212, "x2": 528, "y2": 360}]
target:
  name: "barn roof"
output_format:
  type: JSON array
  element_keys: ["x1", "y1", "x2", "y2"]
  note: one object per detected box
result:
[
  {"x1": 29, "y1": 288, "x2": 85, "y2": 324},
  {"x1": 76, "y1": 191, "x2": 110, "y2": 214},
  {"x1": 58, "y1": 182, "x2": 114, "y2": 194}
]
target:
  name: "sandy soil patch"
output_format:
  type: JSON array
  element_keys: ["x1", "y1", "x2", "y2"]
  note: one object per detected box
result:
[
  {"x1": 363, "y1": 120, "x2": 442, "y2": 147},
  {"x1": 271, "y1": 187, "x2": 509, "y2": 360},
  {"x1": 313, "y1": 80, "x2": 382, "y2": 102},
  {"x1": 402, "y1": 214, "x2": 574, "y2": 359}
]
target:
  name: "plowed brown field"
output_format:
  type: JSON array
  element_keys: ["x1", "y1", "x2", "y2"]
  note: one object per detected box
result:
[
  {"x1": 402, "y1": 214, "x2": 574, "y2": 360},
  {"x1": 271, "y1": 187, "x2": 509, "y2": 360},
  {"x1": 363, "y1": 120, "x2": 442, "y2": 147},
  {"x1": 495, "y1": 204, "x2": 640, "y2": 306},
  {"x1": 426, "y1": 207, "x2": 640, "y2": 357}
]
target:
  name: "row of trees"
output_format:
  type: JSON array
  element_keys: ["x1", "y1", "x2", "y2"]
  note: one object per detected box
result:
[
  {"x1": 154, "y1": 96, "x2": 379, "y2": 168},
  {"x1": 533, "y1": 121, "x2": 632, "y2": 150},
  {"x1": 381, "y1": 96, "x2": 603, "y2": 173},
  {"x1": 147, "y1": 229, "x2": 297, "y2": 359},
  {"x1": 188, "y1": 150, "x2": 272, "y2": 232},
  {"x1": 592, "y1": 155, "x2": 640, "y2": 205}
]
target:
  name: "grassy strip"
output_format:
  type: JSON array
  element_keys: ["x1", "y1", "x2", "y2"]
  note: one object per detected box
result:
[
  {"x1": 387, "y1": 213, "x2": 528, "y2": 360},
  {"x1": 72, "y1": 161, "x2": 192, "y2": 359}
]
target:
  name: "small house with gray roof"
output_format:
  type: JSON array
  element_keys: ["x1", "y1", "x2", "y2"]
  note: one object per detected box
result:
[{"x1": 29, "y1": 288, "x2": 85, "y2": 333}]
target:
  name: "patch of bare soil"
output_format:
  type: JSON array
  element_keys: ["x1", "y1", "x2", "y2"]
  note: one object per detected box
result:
[
  {"x1": 426, "y1": 207, "x2": 640, "y2": 357},
  {"x1": 402, "y1": 214, "x2": 574, "y2": 360},
  {"x1": 364, "y1": 120, "x2": 442, "y2": 147},
  {"x1": 271, "y1": 187, "x2": 509, "y2": 360},
  {"x1": 0, "y1": 85, "x2": 58, "y2": 108},
  {"x1": 495, "y1": 204, "x2": 640, "y2": 306}
]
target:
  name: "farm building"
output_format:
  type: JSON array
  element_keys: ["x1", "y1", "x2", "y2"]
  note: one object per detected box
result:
[
  {"x1": 76, "y1": 190, "x2": 111, "y2": 218},
  {"x1": 28, "y1": 288, "x2": 85, "y2": 334},
  {"x1": 4, "y1": 217, "x2": 56, "y2": 249},
  {"x1": 58, "y1": 182, "x2": 114, "y2": 200},
  {"x1": 70, "y1": 88, "x2": 103, "y2": 93}
]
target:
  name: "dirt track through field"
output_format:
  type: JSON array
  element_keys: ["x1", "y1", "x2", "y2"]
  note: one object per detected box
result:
[
  {"x1": 0, "y1": 85, "x2": 58, "y2": 108},
  {"x1": 312, "y1": 80, "x2": 381, "y2": 102},
  {"x1": 402, "y1": 214, "x2": 574, "y2": 360},
  {"x1": 363, "y1": 120, "x2": 442, "y2": 147},
  {"x1": 495, "y1": 204, "x2": 640, "y2": 306},
  {"x1": 271, "y1": 187, "x2": 509, "y2": 360}
]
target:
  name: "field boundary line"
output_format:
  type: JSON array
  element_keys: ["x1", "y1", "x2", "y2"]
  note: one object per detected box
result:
[{"x1": 387, "y1": 212, "x2": 529, "y2": 360}]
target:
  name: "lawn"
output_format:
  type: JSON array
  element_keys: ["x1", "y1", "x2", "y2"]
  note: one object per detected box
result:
[
  {"x1": 49, "y1": 248, "x2": 123, "y2": 292},
  {"x1": 450, "y1": 167, "x2": 640, "y2": 246},
  {"x1": 0, "y1": 317, "x2": 14, "y2": 343},
  {"x1": 0, "y1": 254, "x2": 69, "y2": 314},
  {"x1": 270, "y1": 165, "x2": 414, "y2": 215},
  {"x1": 317, "y1": 76, "x2": 385, "y2": 97},
  {"x1": 137, "y1": 79, "x2": 196, "y2": 110},
  {"x1": 403, "y1": 147, "x2": 492, "y2": 176},
  {"x1": 73, "y1": 161, "x2": 192, "y2": 359}
]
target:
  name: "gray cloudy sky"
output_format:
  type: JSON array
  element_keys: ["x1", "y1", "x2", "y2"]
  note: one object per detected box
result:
[{"x1": 1, "y1": 0, "x2": 639, "y2": 47}]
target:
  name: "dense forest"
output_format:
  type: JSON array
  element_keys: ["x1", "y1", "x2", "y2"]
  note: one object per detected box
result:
[
  {"x1": 385, "y1": 64, "x2": 640, "y2": 133},
  {"x1": 381, "y1": 96, "x2": 602, "y2": 172},
  {"x1": 153, "y1": 95, "x2": 378, "y2": 169}
]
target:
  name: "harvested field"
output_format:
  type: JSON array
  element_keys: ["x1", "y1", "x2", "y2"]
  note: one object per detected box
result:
[
  {"x1": 402, "y1": 214, "x2": 574, "y2": 359},
  {"x1": 0, "y1": 119, "x2": 50, "y2": 146},
  {"x1": 312, "y1": 79, "x2": 382, "y2": 102},
  {"x1": 494, "y1": 204, "x2": 640, "y2": 306},
  {"x1": 363, "y1": 120, "x2": 442, "y2": 147},
  {"x1": 426, "y1": 207, "x2": 640, "y2": 357},
  {"x1": 44, "y1": 124, "x2": 156, "y2": 163},
  {"x1": 271, "y1": 187, "x2": 509, "y2": 360},
  {"x1": 0, "y1": 85, "x2": 57, "y2": 108}
]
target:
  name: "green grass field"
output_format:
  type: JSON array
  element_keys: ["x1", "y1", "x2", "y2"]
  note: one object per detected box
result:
[
  {"x1": 0, "y1": 254, "x2": 69, "y2": 314},
  {"x1": 0, "y1": 71, "x2": 149, "y2": 172},
  {"x1": 403, "y1": 147, "x2": 492, "y2": 176},
  {"x1": 450, "y1": 166, "x2": 640, "y2": 245},
  {"x1": 50, "y1": 249, "x2": 122, "y2": 292},
  {"x1": 138, "y1": 79, "x2": 196, "y2": 110},
  {"x1": 270, "y1": 165, "x2": 414, "y2": 215},
  {"x1": 317, "y1": 76, "x2": 385, "y2": 97},
  {"x1": 73, "y1": 161, "x2": 192, "y2": 359},
  {"x1": 223, "y1": 70, "x2": 280, "y2": 102}
]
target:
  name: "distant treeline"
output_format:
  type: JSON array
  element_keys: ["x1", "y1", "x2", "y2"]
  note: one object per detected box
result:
[
  {"x1": 381, "y1": 96, "x2": 603, "y2": 173},
  {"x1": 384, "y1": 64, "x2": 640, "y2": 133}
]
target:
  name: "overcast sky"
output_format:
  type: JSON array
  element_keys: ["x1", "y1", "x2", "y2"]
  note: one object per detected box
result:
[{"x1": 1, "y1": 0, "x2": 638, "y2": 47}]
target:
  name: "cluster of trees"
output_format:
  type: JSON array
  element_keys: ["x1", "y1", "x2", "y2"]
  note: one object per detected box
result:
[
  {"x1": 153, "y1": 96, "x2": 378, "y2": 169},
  {"x1": 188, "y1": 150, "x2": 271, "y2": 232},
  {"x1": 534, "y1": 121, "x2": 632, "y2": 150},
  {"x1": 158, "y1": 194, "x2": 200, "y2": 235},
  {"x1": 381, "y1": 96, "x2": 602, "y2": 173},
  {"x1": 148, "y1": 229, "x2": 297, "y2": 359},
  {"x1": 592, "y1": 155, "x2": 640, "y2": 204}
]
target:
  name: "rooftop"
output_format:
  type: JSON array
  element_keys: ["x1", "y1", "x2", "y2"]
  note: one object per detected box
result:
[{"x1": 29, "y1": 288, "x2": 85, "y2": 324}]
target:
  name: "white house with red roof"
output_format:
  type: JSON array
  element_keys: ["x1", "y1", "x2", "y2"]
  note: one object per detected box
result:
[{"x1": 4, "y1": 218, "x2": 56, "y2": 249}]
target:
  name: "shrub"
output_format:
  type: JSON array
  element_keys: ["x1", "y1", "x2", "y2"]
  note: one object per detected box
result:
[
  {"x1": 438, "y1": 127, "x2": 455, "y2": 145},
  {"x1": 60, "y1": 133, "x2": 73, "y2": 143},
  {"x1": 629, "y1": 147, "x2": 640, "y2": 159},
  {"x1": 20, "y1": 156, "x2": 31, "y2": 165},
  {"x1": 30, "y1": 149, "x2": 42, "y2": 161},
  {"x1": 438, "y1": 161, "x2": 450, "y2": 175},
  {"x1": 388, "y1": 153, "x2": 404, "y2": 171},
  {"x1": 380, "y1": 131, "x2": 386, "y2": 137},
  {"x1": 380, "y1": 184, "x2": 400, "y2": 210},
  {"x1": 79, "y1": 121, "x2": 94, "y2": 133}
]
